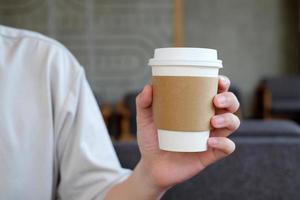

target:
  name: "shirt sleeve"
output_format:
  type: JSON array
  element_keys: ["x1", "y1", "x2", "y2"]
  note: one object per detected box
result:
[{"x1": 52, "y1": 49, "x2": 131, "y2": 200}]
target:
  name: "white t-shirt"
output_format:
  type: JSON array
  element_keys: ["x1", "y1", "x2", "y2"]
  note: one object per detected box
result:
[{"x1": 0, "y1": 25, "x2": 131, "y2": 200}]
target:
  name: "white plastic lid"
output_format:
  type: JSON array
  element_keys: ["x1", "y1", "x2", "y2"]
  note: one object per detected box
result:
[{"x1": 148, "y1": 47, "x2": 222, "y2": 68}]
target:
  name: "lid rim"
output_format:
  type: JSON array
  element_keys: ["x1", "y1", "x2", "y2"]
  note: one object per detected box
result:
[{"x1": 149, "y1": 47, "x2": 223, "y2": 68}]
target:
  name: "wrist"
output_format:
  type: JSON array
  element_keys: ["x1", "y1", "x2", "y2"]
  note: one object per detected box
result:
[
  {"x1": 105, "y1": 160, "x2": 166, "y2": 200},
  {"x1": 134, "y1": 160, "x2": 167, "y2": 199}
]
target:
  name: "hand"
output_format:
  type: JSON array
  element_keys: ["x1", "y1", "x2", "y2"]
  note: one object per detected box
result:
[{"x1": 135, "y1": 76, "x2": 240, "y2": 192}]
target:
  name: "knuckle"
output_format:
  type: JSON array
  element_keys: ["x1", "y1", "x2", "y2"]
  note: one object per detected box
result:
[
  {"x1": 225, "y1": 138, "x2": 236, "y2": 154},
  {"x1": 226, "y1": 91, "x2": 235, "y2": 99},
  {"x1": 236, "y1": 115, "x2": 241, "y2": 128},
  {"x1": 225, "y1": 76, "x2": 231, "y2": 87},
  {"x1": 223, "y1": 113, "x2": 230, "y2": 123},
  {"x1": 224, "y1": 112, "x2": 234, "y2": 120},
  {"x1": 220, "y1": 75, "x2": 230, "y2": 83},
  {"x1": 222, "y1": 138, "x2": 236, "y2": 154},
  {"x1": 230, "y1": 140, "x2": 236, "y2": 153},
  {"x1": 236, "y1": 99, "x2": 240, "y2": 110},
  {"x1": 222, "y1": 92, "x2": 234, "y2": 104},
  {"x1": 226, "y1": 92, "x2": 240, "y2": 112},
  {"x1": 225, "y1": 113, "x2": 240, "y2": 131}
]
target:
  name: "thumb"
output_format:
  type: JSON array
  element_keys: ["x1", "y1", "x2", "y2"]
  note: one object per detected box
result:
[{"x1": 136, "y1": 84, "x2": 153, "y2": 127}]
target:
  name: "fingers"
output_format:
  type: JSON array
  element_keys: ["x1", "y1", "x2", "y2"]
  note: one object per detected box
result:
[
  {"x1": 213, "y1": 78, "x2": 240, "y2": 138},
  {"x1": 136, "y1": 84, "x2": 153, "y2": 126},
  {"x1": 210, "y1": 128, "x2": 236, "y2": 138},
  {"x1": 211, "y1": 113, "x2": 240, "y2": 132},
  {"x1": 213, "y1": 92, "x2": 240, "y2": 113},
  {"x1": 218, "y1": 75, "x2": 231, "y2": 93},
  {"x1": 198, "y1": 137, "x2": 236, "y2": 168},
  {"x1": 208, "y1": 137, "x2": 236, "y2": 158}
]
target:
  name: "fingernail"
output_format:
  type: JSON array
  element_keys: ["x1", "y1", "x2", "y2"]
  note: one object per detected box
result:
[
  {"x1": 218, "y1": 95, "x2": 226, "y2": 105},
  {"x1": 214, "y1": 116, "x2": 224, "y2": 125},
  {"x1": 209, "y1": 138, "x2": 219, "y2": 146},
  {"x1": 221, "y1": 76, "x2": 230, "y2": 85},
  {"x1": 220, "y1": 76, "x2": 226, "y2": 83},
  {"x1": 217, "y1": 95, "x2": 226, "y2": 105}
]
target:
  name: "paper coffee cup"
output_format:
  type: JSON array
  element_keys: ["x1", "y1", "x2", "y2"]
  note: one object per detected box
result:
[{"x1": 148, "y1": 48, "x2": 222, "y2": 152}]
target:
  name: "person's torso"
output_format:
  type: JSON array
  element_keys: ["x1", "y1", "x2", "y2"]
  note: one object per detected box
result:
[{"x1": 0, "y1": 25, "x2": 61, "y2": 200}]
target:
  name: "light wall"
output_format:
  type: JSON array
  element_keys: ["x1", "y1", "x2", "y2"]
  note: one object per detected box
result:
[
  {"x1": 1, "y1": 0, "x2": 299, "y2": 116},
  {"x1": 0, "y1": 0, "x2": 173, "y2": 103},
  {"x1": 184, "y1": 0, "x2": 300, "y2": 116}
]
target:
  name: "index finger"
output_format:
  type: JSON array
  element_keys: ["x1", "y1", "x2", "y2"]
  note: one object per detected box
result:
[{"x1": 218, "y1": 75, "x2": 231, "y2": 93}]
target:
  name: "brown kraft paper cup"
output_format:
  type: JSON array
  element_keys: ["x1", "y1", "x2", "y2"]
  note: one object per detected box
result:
[{"x1": 148, "y1": 48, "x2": 223, "y2": 152}]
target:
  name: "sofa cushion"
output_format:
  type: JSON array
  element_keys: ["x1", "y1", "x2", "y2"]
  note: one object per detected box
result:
[
  {"x1": 162, "y1": 137, "x2": 300, "y2": 200},
  {"x1": 264, "y1": 76, "x2": 300, "y2": 99},
  {"x1": 113, "y1": 138, "x2": 300, "y2": 200},
  {"x1": 234, "y1": 119, "x2": 300, "y2": 137},
  {"x1": 271, "y1": 100, "x2": 300, "y2": 115}
]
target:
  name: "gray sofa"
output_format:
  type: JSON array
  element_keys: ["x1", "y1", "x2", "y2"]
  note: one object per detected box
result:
[{"x1": 113, "y1": 120, "x2": 300, "y2": 200}]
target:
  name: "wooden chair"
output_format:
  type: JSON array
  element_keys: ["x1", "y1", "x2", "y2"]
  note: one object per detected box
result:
[
  {"x1": 258, "y1": 76, "x2": 300, "y2": 121},
  {"x1": 115, "y1": 100, "x2": 136, "y2": 141}
]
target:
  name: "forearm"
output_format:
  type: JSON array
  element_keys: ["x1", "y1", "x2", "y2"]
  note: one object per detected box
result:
[{"x1": 105, "y1": 161, "x2": 166, "y2": 200}]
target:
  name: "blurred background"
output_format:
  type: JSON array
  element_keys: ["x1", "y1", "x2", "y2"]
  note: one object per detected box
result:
[
  {"x1": 1, "y1": 0, "x2": 299, "y2": 139},
  {"x1": 1, "y1": 0, "x2": 300, "y2": 199}
]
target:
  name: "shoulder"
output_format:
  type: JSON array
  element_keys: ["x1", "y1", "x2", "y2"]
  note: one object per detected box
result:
[
  {"x1": 0, "y1": 25, "x2": 83, "y2": 76},
  {"x1": 0, "y1": 25, "x2": 80, "y2": 68},
  {"x1": 0, "y1": 25, "x2": 84, "y2": 94},
  {"x1": 0, "y1": 25, "x2": 67, "y2": 51}
]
